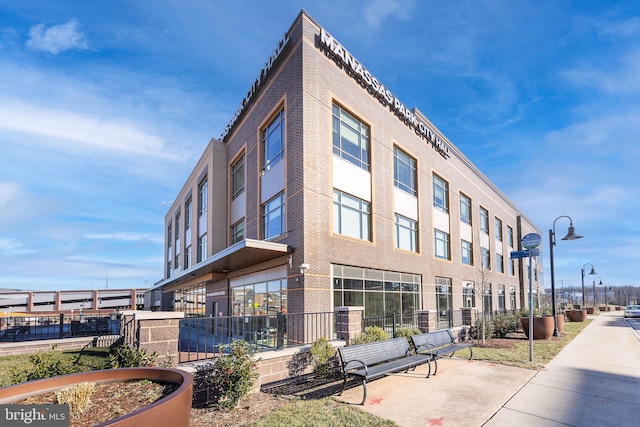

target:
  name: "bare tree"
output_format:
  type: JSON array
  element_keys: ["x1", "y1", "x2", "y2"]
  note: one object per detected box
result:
[{"x1": 474, "y1": 248, "x2": 494, "y2": 344}]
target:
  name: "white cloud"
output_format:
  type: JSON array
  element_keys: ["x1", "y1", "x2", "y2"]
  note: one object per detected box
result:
[
  {"x1": 0, "y1": 182, "x2": 23, "y2": 206},
  {"x1": 0, "y1": 102, "x2": 185, "y2": 160},
  {"x1": 26, "y1": 19, "x2": 89, "y2": 55},
  {"x1": 363, "y1": 0, "x2": 410, "y2": 29},
  {"x1": 86, "y1": 232, "x2": 163, "y2": 244},
  {"x1": 0, "y1": 237, "x2": 35, "y2": 255}
]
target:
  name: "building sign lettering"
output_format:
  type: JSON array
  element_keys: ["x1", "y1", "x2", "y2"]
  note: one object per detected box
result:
[
  {"x1": 221, "y1": 33, "x2": 290, "y2": 141},
  {"x1": 319, "y1": 28, "x2": 451, "y2": 158}
]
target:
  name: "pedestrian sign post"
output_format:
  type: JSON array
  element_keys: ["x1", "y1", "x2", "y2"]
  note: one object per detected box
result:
[{"x1": 518, "y1": 233, "x2": 541, "y2": 362}]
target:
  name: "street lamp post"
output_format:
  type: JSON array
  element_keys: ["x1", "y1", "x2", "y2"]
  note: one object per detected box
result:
[
  {"x1": 581, "y1": 263, "x2": 597, "y2": 308},
  {"x1": 592, "y1": 277, "x2": 602, "y2": 308},
  {"x1": 549, "y1": 216, "x2": 583, "y2": 336}
]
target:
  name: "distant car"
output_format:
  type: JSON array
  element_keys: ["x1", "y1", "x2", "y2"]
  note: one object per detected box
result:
[{"x1": 623, "y1": 305, "x2": 640, "y2": 318}]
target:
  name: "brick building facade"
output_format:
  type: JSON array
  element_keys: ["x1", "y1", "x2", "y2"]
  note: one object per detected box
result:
[{"x1": 152, "y1": 10, "x2": 542, "y2": 322}]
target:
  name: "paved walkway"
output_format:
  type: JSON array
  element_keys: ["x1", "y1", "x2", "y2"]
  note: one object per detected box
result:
[{"x1": 337, "y1": 312, "x2": 640, "y2": 426}]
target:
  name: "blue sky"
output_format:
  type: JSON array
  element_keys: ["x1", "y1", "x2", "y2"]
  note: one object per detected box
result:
[{"x1": 0, "y1": 1, "x2": 638, "y2": 293}]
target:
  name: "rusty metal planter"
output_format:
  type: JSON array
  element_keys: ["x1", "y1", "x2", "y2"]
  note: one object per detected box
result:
[{"x1": 0, "y1": 367, "x2": 193, "y2": 427}]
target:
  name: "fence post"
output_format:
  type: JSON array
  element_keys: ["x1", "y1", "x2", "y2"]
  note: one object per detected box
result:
[
  {"x1": 276, "y1": 312, "x2": 284, "y2": 349},
  {"x1": 392, "y1": 313, "x2": 397, "y2": 337},
  {"x1": 59, "y1": 313, "x2": 64, "y2": 339}
]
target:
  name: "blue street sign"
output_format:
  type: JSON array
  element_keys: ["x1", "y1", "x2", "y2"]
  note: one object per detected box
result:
[{"x1": 510, "y1": 249, "x2": 540, "y2": 259}]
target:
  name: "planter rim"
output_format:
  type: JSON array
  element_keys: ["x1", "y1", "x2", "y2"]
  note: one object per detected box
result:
[{"x1": 0, "y1": 367, "x2": 193, "y2": 427}]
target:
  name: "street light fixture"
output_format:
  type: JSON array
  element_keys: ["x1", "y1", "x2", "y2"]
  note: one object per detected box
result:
[
  {"x1": 592, "y1": 277, "x2": 602, "y2": 308},
  {"x1": 580, "y1": 263, "x2": 597, "y2": 308},
  {"x1": 549, "y1": 216, "x2": 583, "y2": 336},
  {"x1": 599, "y1": 282, "x2": 611, "y2": 312}
]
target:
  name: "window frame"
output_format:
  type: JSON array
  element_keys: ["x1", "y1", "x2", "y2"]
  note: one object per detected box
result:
[
  {"x1": 480, "y1": 207, "x2": 489, "y2": 234},
  {"x1": 262, "y1": 108, "x2": 285, "y2": 172},
  {"x1": 393, "y1": 147, "x2": 417, "y2": 196},
  {"x1": 434, "y1": 228, "x2": 450, "y2": 260},
  {"x1": 332, "y1": 103, "x2": 370, "y2": 171},
  {"x1": 460, "y1": 193, "x2": 472, "y2": 225},
  {"x1": 262, "y1": 192, "x2": 286, "y2": 240},
  {"x1": 432, "y1": 174, "x2": 449, "y2": 213},
  {"x1": 333, "y1": 189, "x2": 371, "y2": 241},
  {"x1": 231, "y1": 154, "x2": 245, "y2": 200},
  {"x1": 461, "y1": 239, "x2": 473, "y2": 265},
  {"x1": 395, "y1": 213, "x2": 418, "y2": 252}
]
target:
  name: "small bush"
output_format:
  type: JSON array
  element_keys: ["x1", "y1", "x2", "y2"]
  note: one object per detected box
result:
[
  {"x1": 469, "y1": 318, "x2": 493, "y2": 340},
  {"x1": 309, "y1": 336, "x2": 336, "y2": 378},
  {"x1": 55, "y1": 382, "x2": 95, "y2": 419},
  {"x1": 351, "y1": 326, "x2": 389, "y2": 345},
  {"x1": 393, "y1": 327, "x2": 422, "y2": 351},
  {"x1": 107, "y1": 344, "x2": 157, "y2": 368},
  {"x1": 492, "y1": 314, "x2": 521, "y2": 338},
  {"x1": 11, "y1": 346, "x2": 79, "y2": 384},
  {"x1": 208, "y1": 340, "x2": 259, "y2": 409}
]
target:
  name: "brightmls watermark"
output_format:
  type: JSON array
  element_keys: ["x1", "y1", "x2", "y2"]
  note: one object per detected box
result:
[{"x1": 1, "y1": 405, "x2": 69, "y2": 426}]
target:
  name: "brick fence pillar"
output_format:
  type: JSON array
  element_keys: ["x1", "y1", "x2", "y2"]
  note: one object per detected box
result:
[
  {"x1": 120, "y1": 310, "x2": 184, "y2": 367},
  {"x1": 335, "y1": 306, "x2": 363, "y2": 343},
  {"x1": 416, "y1": 310, "x2": 431, "y2": 332}
]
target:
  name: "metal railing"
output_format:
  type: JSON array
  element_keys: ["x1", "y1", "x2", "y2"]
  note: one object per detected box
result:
[
  {"x1": 178, "y1": 311, "x2": 336, "y2": 363},
  {"x1": 0, "y1": 314, "x2": 121, "y2": 343}
]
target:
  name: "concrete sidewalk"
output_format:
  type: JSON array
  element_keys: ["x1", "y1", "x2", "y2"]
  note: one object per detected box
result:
[{"x1": 337, "y1": 312, "x2": 640, "y2": 426}]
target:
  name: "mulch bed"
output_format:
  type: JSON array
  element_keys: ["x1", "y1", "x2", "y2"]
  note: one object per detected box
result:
[{"x1": 14, "y1": 380, "x2": 177, "y2": 427}]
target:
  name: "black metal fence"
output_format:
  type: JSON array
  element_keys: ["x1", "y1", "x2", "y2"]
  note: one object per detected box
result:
[
  {"x1": 178, "y1": 311, "x2": 336, "y2": 363},
  {"x1": 0, "y1": 314, "x2": 121, "y2": 343}
]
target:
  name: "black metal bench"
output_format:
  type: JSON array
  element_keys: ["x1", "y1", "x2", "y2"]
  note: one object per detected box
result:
[
  {"x1": 337, "y1": 337, "x2": 432, "y2": 405},
  {"x1": 411, "y1": 329, "x2": 473, "y2": 377}
]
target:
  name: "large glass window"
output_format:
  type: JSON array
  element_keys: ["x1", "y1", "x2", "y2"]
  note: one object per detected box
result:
[
  {"x1": 463, "y1": 282, "x2": 475, "y2": 308},
  {"x1": 480, "y1": 207, "x2": 489, "y2": 234},
  {"x1": 333, "y1": 190, "x2": 371, "y2": 241},
  {"x1": 332, "y1": 266, "x2": 421, "y2": 318},
  {"x1": 232, "y1": 278, "x2": 287, "y2": 316},
  {"x1": 481, "y1": 247, "x2": 491, "y2": 270},
  {"x1": 395, "y1": 214, "x2": 418, "y2": 252},
  {"x1": 197, "y1": 234, "x2": 207, "y2": 263},
  {"x1": 231, "y1": 154, "x2": 245, "y2": 200},
  {"x1": 460, "y1": 193, "x2": 472, "y2": 225},
  {"x1": 496, "y1": 253, "x2": 504, "y2": 273},
  {"x1": 434, "y1": 229, "x2": 450, "y2": 260},
  {"x1": 507, "y1": 225, "x2": 514, "y2": 247},
  {"x1": 433, "y1": 174, "x2": 449, "y2": 213},
  {"x1": 461, "y1": 239, "x2": 473, "y2": 265},
  {"x1": 198, "y1": 178, "x2": 208, "y2": 216},
  {"x1": 174, "y1": 212, "x2": 181, "y2": 270},
  {"x1": 231, "y1": 219, "x2": 245, "y2": 244},
  {"x1": 332, "y1": 104, "x2": 370, "y2": 171},
  {"x1": 263, "y1": 193, "x2": 285, "y2": 240},
  {"x1": 498, "y1": 286, "x2": 506, "y2": 312},
  {"x1": 394, "y1": 147, "x2": 416, "y2": 196},
  {"x1": 263, "y1": 109, "x2": 285, "y2": 172},
  {"x1": 495, "y1": 217, "x2": 503, "y2": 241}
]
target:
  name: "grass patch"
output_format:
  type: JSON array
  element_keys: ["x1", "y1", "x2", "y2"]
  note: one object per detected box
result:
[
  {"x1": 472, "y1": 319, "x2": 591, "y2": 369},
  {"x1": 0, "y1": 347, "x2": 111, "y2": 386},
  {"x1": 248, "y1": 397, "x2": 398, "y2": 427}
]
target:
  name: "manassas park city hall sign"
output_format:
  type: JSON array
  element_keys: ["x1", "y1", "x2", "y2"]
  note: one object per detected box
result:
[
  {"x1": 318, "y1": 27, "x2": 450, "y2": 159},
  {"x1": 221, "y1": 24, "x2": 450, "y2": 159}
]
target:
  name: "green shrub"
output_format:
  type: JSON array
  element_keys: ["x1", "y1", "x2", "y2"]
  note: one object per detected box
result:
[
  {"x1": 492, "y1": 314, "x2": 521, "y2": 338},
  {"x1": 208, "y1": 340, "x2": 259, "y2": 409},
  {"x1": 469, "y1": 318, "x2": 493, "y2": 340},
  {"x1": 393, "y1": 327, "x2": 422, "y2": 351},
  {"x1": 351, "y1": 326, "x2": 389, "y2": 345},
  {"x1": 11, "y1": 346, "x2": 79, "y2": 384},
  {"x1": 309, "y1": 336, "x2": 336, "y2": 378},
  {"x1": 107, "y1": 344, "x2": 157, "y2": 368}
]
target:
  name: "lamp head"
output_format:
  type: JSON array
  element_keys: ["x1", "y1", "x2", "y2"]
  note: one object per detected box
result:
[
  {"x1": 561, "y1": 224, "x2": 583, "y2": 241},
  {"x1": 588, "y1": 266, "x2": 597, "y2": 275}
]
